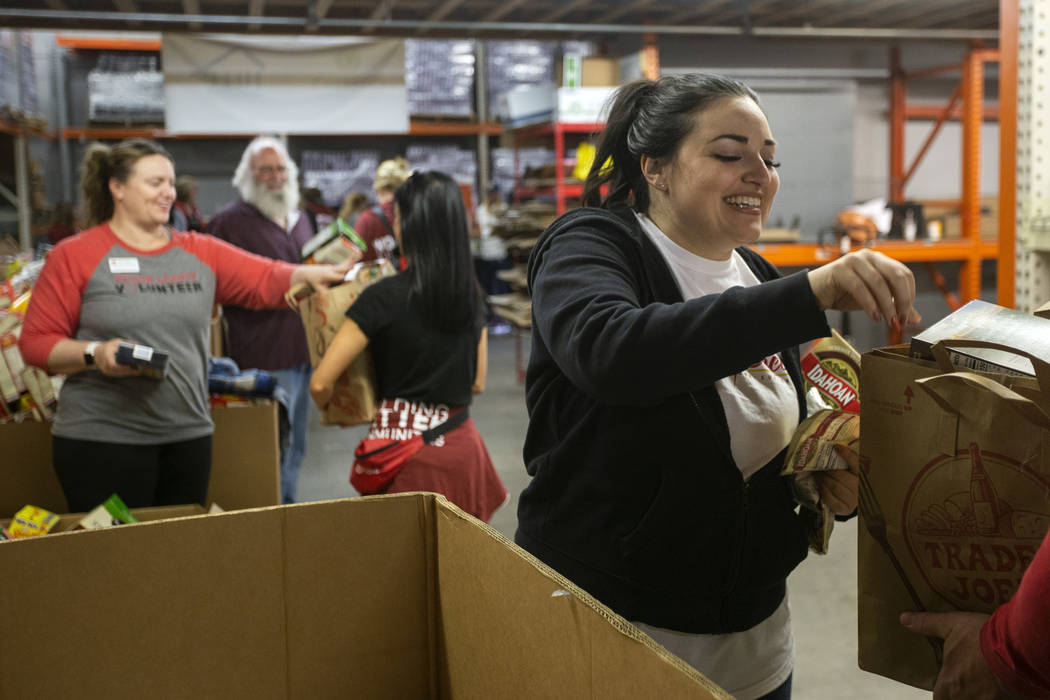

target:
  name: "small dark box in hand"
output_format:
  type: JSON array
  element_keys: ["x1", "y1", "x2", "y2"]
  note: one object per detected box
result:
[{"x1": 115, "y1": 342, "x2": 169, "y2": 379}]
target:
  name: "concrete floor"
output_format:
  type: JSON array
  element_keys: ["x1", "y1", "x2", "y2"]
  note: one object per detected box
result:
[{"x1": 298, "y1": 333, "x2": 928, "y2": 700}]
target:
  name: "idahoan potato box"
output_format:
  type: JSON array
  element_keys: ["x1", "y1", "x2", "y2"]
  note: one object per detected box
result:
[{"x1": 0, "y1": 493, "x2": 729, "y2": 700}]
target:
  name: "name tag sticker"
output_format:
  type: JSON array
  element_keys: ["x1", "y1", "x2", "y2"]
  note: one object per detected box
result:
[{"x1": 108, "y1": 257, "x2": 140, "y2": 274}]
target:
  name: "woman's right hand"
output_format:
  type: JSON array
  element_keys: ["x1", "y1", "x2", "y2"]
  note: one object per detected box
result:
[
  {"x1": 309, "y1": 378, "x2": 333, "y2": 411},
  {"x1": 94, "y1": 338, "x2": 143, "y2": 377},
  {"x1": 808, "y1": 249, "x2": 921, "y2": 327}
]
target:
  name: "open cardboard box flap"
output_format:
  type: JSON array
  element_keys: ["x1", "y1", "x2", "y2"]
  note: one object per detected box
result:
[{"x1": 0, "y1": 493, "x2": 728, "y2": 699}]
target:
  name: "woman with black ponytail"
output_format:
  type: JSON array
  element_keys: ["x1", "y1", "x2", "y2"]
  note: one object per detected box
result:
[
  {"x1": 516, "y1": 74, "x2": 920, "y2": 698},
  {"x1": 309, "y1": 171, "x2": 506, "y2": 523}
]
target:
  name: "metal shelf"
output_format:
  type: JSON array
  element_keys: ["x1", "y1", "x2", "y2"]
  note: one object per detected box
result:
[
  {"x1": 61, "y1": 120, "x2": 503, "y2": 140},
  {"x1": 0, "y1": 122, "x2": 55, "y2": 140},
  {"x1": 514, "y1": 183, "x2": 584, "y2": 199},
  {"x1": 55, "y1": 35, "x2": 162, "y2": 51},
  {"x1": 752, "y1": 239, "x2": 1001, "y2": 269},
  {"x1": 508, "y1": 122, "x2": 604, "y2": 138},
  {"x1": 510, "y1": 121, "x2": 604, "y2": 215},
  {"x1": 889, "y1": 45, "x2": 1008, "y2": 317}
]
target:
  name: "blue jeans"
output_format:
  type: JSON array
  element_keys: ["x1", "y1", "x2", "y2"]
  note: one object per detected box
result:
[{"x1": 272, "y1": 362, "x2": 311, "y2": 504}]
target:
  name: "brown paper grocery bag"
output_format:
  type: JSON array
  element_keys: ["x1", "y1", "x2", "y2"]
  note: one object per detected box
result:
[
  {"x1": 858, "y1": 346, "x2": 1050, "y2": 690},
  {"x1": 290, "y1": 260, "x2": 396, "y2": 426}
]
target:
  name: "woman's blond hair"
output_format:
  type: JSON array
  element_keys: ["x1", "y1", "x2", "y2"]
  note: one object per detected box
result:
[{"x1": 373, "y1": 156, "x2": 411, "y2": 193}]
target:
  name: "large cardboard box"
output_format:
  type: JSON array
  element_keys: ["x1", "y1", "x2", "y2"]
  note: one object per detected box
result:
[
  {"x1": 0, "y1": 493, "x2": 729, "y2": 699},
  {"x1": 0, "y1": 402, "x2": 280, "y2": 516}
]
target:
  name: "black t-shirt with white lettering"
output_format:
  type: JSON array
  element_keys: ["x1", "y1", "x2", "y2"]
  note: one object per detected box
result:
[{"x1": 346, "y1": 271, "x2": 485, "y2": 406}]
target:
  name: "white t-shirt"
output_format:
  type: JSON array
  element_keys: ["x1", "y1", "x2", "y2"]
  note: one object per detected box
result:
[
  {"x1": 474, "y1": 204, "x2": 506, "y2": 260},
  {"x1": 635, "y1": 213, "x2": 799, "y2": 480},
  {"x1": 634, "y1": 212, "x2": 796, "y2": 698},
  {"x1": 635, "y1": 598, "x2": 793, "y2": 700}
]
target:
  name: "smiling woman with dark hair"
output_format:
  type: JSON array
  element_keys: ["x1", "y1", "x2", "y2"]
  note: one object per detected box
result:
[
  {"x1": 515, "y1": 74, "x2": 922, "y2": 699},
  {"x1": 309, "y1": 170, "x2": 507, "y2": 523}
]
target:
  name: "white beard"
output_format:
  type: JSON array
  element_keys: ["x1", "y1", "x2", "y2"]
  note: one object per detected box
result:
[{"x1": 240, "y1": 178, "x2": 299, "y2": 224}]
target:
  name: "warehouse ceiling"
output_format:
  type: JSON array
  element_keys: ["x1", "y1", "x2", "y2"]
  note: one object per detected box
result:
[{"x1": 0, "y1": 0, "x2": 1000, "y2": 40}]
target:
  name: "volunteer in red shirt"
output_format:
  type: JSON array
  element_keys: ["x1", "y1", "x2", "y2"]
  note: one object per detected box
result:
[
  {"x1": 354, "y1": 156, "x2": 411, "y2": 263},
  {"x1": 901, "y1": 527, "x2": 1050, "y2": 699},
  {"x1": 19, "y1": 138, "x2": 346, "y2": 511}
]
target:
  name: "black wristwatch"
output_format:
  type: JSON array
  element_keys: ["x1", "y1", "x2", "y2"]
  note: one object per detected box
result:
[{"x1": 84, "y1": 341, "x2": 100, "y2": 367}]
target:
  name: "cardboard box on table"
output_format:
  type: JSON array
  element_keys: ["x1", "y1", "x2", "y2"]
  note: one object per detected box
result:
[
  {"x1": 0, "y1": 493, "x2": 730, "y2": 700},
  {"x1": 858, "y1": 342, "x2": 1050, "y2": 689},
  {"x1": 0, "y1": 402, "x2": 280, "y2": 516}
]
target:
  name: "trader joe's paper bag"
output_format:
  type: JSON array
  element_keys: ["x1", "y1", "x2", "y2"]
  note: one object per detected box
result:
[
  {"x1": 290, "y1": 260, "x2": 395, "y2": 426},
  {"x1": 858, "y1": 347, "x2": 1050, "y2": 690}
]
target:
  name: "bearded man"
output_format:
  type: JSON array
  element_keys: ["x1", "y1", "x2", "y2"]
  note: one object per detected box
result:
[{"x1": 207, "y1": 135, "x2": 317, "y2": 504}]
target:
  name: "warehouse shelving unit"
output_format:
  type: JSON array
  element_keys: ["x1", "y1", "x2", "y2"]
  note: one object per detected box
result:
[
  {"x1": 887, "y1": 43, "x2": 1007, "y2": 309},
  {"x1": 61, "y1": 121, "x2": 503, "y2": 141},
  {"x1": 51, "y1": 33, "x2": 505, "y2": 220},
  {"x1": 508, "y1": 121, "x2": 604, "y2": 216},
  {"x1": 0, "y1": 120, "x2": 55, "y2": 250},
  {"x1": 505, "y1": 34, "x2": 660, "y2": 218},
  {"x1": 751, "y1": 238, "x2": 1001, "y2": 269}
]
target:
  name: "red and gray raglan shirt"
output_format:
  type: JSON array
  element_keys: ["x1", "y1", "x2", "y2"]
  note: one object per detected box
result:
[{"x1": 19, "y1": 223, "x2": 296, "y2": 444}]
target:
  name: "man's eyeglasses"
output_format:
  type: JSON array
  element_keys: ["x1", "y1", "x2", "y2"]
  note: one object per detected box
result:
[{"x1": 254, "y1": 165, "x2": 288, "y2": 177}]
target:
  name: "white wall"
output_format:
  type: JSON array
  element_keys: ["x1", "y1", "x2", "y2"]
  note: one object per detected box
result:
[{"x1": 854, "y1": 82, "x2": 1000, "y2": 203}]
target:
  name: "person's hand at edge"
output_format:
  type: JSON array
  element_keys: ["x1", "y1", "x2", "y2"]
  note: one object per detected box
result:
[
  {"x1": 808, "y1": 248, "x2": 921, "y2": 328},
  {"x1": 95, "y1": 338, "x2": 144, "y2": 378},
  {"x1": 900, "y1": 611, "x2": 1013, "y2": 700}
]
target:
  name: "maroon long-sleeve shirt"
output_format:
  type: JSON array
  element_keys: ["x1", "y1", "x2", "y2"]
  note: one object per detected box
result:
[{"x1": 207, "y1": 199, "x2": 314, "y2": 371}]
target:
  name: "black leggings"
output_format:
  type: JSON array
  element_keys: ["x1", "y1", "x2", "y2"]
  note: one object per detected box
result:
[{"x1": 52, "y1": 435, "x2": 212, "y2": 512}]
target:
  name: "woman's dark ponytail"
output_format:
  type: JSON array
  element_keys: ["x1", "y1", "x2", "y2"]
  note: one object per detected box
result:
[{"x1": 582, "y1": 80, "x2": 653, "y2": 209}]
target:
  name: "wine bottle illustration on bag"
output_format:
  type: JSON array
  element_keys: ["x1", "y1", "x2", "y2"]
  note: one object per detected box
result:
[{"x1": 968, "y1": 442, "x2": 1003, "y2": 535}]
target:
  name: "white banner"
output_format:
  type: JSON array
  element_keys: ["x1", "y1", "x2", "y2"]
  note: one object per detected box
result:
[{"x1": 162, "y1": 34, "x2": 408, "y2": 134}]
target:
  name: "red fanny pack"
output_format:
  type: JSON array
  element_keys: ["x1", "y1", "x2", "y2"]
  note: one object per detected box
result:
[{"x1": 350, "y1": 408, "x2": 469, "y2": 495}]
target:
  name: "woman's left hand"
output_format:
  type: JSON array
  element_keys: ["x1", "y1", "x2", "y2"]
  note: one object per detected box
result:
[
  {"x1": 816, "y1": 443, "x2": 860, "y2": 515},
  {"x1": 294, "y1": 261, "x2": 352, "y2": 293}
]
